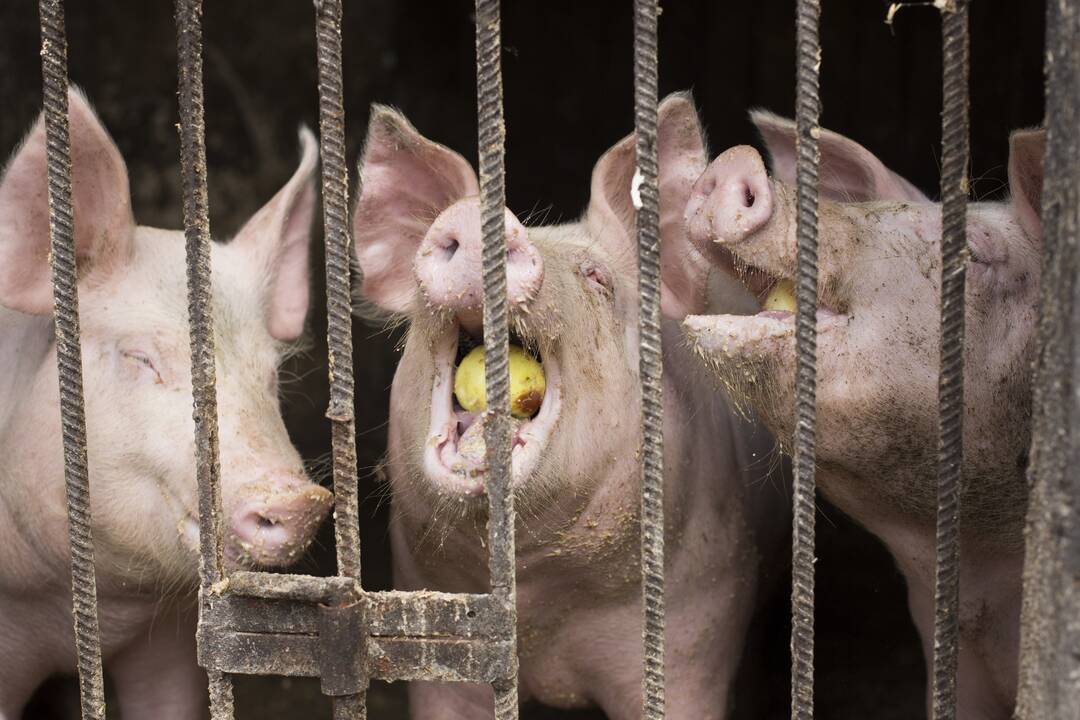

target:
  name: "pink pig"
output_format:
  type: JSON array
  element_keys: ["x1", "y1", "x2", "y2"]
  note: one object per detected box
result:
[
  {"x1": 684, "y1": 112, "x2": 1044, "y2": 719},
  {"x1": 0, "y1": 89, "x2": 333, "y2": 719},
  {"x1": 353, "y1": 94, "x2": 786, "y2": 719}
]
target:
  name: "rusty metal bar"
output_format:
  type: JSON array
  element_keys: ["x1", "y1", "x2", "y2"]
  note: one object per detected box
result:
[
  {"x1": 311, "y1": 1, "x2": 365, "y2": 713},
  {"x1": 474, "y1": 0, "x2": 520, "y2": 716},
  {"x1": 631, "y1": 1, "x2": 665, "y2": 717},
  {"x1": 1016, "y1": 0, "x2": 1080, "y2": 717},
  {"x1": 313, "y1": 0, "x2": 361, "y2": 582},
  {"x1": 792, "y1": 0, "x2": 821, "y2": 718},
  {"x1": 200, "y1": 590, "x2": 511, "y2": 679},
  {"x1": 36, "y1": 2, "x2": 107, "y2": 717},
  {"x1": 931, "y1": 2, "x2": 969, "y2": 719},
  {"x1": 173, "y1": 0, "x2": 234, "y2": 716}
]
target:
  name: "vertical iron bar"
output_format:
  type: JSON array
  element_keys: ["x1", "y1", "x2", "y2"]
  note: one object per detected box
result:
[
  {"x1": 792, "y1": 1, "x2": 821, "y2": 718},
  {"x1": 632, "y1": 1, "x2": 665, "y2": 717},
  {"x1": 37, "y1": 2, "x2": 107, "y2": 718},
  {"x1": 313, "y1": 0, "x2": 365, "y2": 715},
  {"x1": 932, "y1": 2, "x2": 969, "y2": 719},
  {"x1": 314, "y1": 0, "x2": 362, "y2": 583},
  {"x1": 174, "y1": 0, "x2": 234, "y2": 716},
  {"x1": 1016, "y1": 0, "x2": 1080, "y2": 717},
  {"x1": 474, "y1": 0, "x2": 519, "y2": 716}
]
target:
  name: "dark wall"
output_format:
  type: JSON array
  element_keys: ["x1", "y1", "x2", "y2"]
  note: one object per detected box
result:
[{"x1": 1, "y1": 1, "x2": 1044, "y2": 718}]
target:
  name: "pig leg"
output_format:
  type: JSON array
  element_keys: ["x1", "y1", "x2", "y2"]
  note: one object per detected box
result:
[
  {"x1": 109, "y1": 603, "x2": 209, "y2": 720},
  {"x1": 407, "y1": 680, "x2": 503, "y2": 719}
]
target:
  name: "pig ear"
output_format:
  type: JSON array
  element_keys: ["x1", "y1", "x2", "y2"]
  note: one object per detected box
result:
[
  {"x1": 352, "y1": 105, "x2": 479, "y2": 314},
  {"x1": 750, "y1": 110, "x2": 929, "y2": 203},
  {"x1": 1007, "y1": 128, "x2": 1045, "y2": 242},
  {"x1": 233, "y1": 126, "x2": 319, "y2": 341},
  {"x1": 586, "y1": 92, "x2": 710, "y2": 317},
  {"x1": 0, "y1": 87, "x2": 134, "y2": 315}
]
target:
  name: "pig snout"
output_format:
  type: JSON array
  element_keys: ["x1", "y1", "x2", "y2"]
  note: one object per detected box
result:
[
  {"x1": 684, "y1": 145, "x2": 773, "y2": 248},
  {"x1": 414, "y1": 199, "x2": 542, "y2": 323},
  {"x1": 226, "y1": 477, "x2": 332, "y2": 567}
]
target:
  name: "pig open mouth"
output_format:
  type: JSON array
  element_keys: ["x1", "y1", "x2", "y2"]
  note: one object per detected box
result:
[
  {"x1": 423, "y1": 323, "x2": 562, "y2": 497},
  {"x1": 686, "y1": 261, "x2": 848, "y2": 362}
]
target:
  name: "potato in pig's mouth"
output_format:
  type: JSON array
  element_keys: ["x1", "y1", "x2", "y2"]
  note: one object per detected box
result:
[
  {"x1": 684, "y1": 262, "x2": 848, "y2": 363},
  {"x1": 423, "y1": 324, "x2": 562, "y2": 496}
]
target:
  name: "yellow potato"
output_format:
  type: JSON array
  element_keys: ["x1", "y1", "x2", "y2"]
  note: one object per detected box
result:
[
  {"x1": 763, "y1": 279, "x2": 797, "y2": 313},
  {"x1": 454, "y1": 344, "x2": 546, "y2": 419}
]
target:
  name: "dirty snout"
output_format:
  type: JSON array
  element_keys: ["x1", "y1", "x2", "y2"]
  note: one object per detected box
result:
[
  {"x1": 224, "y1": 476, "x2": 332, "y2": 567},
  {"x1": 414, "y1": 199, "x2": 542, "y2": 331},
  {"x1": 685, "y1": 145, "x2": 775, "y2": 249}
]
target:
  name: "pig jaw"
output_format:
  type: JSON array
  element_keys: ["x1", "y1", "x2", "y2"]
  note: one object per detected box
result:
[{"x1": 421, "y1": 322, "x2": 563, "y2": 497}]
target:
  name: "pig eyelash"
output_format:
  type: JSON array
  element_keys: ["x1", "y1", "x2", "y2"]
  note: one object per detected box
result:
[{"x1": 122, "y1": 350, "x2": 162, "y2": 383}]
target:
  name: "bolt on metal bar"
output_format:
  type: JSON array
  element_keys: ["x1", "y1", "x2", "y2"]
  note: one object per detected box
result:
[
  {"x1": 313, "y1": 0, "x2": 362, "y2": 584},
  {"x1": 791, "y1": 1, "x2": 821, "y2": 718},
  {"x1": 36, "y1": 2, "x2": 107, "y2": 718},
  {"x1": 474, "y1": 0, "x2": 520, "y2": 716},
  {"x1": 931, "y1": 2, "x2": 969, "y2": 719},
  {"x1": 1015, "y1": 0, "x2": 1080, "y2": 717},
  {"x1": 631, "y1": 1, "x2": 665, "y2": 717},
  {"x1": 173, "y1": 0, "x2": 234, "y2": 716}
]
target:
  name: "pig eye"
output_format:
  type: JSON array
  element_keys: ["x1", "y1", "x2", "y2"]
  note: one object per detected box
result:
[
  {"x1": 122, "y1": 350, "x2": 162, "y2": 384},
  {"x1": 580, "y1": 261, "x2": 613, "y2": 295}
]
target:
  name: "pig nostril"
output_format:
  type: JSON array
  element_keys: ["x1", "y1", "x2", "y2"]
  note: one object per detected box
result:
[
  {"x1": 442, "y1": 237, "x2": 460, "y2": 261},
  {"x1": 255, "y1": 513, "x2": 278, "y2": 529},
  {"x1": 743, "y1": 186, "x2": 755, "y2": 208}
]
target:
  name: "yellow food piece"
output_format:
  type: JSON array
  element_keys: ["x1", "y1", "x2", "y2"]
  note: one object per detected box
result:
[
  {"x1": 454, "y1": 344, "x2": 546, "y2": 419},
  {"x1": 763, "y1": 279, "x2": 797, "y2": 313}
]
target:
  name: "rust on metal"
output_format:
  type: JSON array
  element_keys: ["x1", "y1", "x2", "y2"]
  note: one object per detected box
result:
[
  {"x1": 792, "y1": 0, "x2": 821, "y2": 718},
  {"x1": 932, "y1": 2, "x2": 969, "y2": 719},
  {"x1": 631, "y1": 1, "x2": 665, "y2": 718},
  {"x1": 1016, "y1": 0, "x2": 1080, "y2": 717},
  {"x1": 37, "y1": 1, "x2": 107, "y2": 717}
]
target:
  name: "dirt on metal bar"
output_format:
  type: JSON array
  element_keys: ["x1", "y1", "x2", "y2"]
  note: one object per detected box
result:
[{"x1": 37, "y1": 1, "x2": 107, "y2": 717}]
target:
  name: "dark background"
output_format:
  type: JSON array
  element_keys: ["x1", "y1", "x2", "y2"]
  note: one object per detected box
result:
[{"x1": 1, "y1": 0, "x2": 1045, "y2": 718}]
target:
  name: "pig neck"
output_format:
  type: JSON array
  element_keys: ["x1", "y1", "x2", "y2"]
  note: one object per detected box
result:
[{"x1": 819, "y1": 463, "x2": 1023, "y2": 694}]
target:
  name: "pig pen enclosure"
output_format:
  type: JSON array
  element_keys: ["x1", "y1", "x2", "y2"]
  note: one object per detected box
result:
[{"x1": 0, "y1": 0, "x2": 1071, "y2": 719}]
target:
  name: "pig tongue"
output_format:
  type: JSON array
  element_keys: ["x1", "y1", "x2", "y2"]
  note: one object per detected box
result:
[
  {"x1": 457, "y1": 417, "x2": 488, "y2": 466},
  {"x1": 455, "y1": 415, "x2": 527, "y2": 468}
]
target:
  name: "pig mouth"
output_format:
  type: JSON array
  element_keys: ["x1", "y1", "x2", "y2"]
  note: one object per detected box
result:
[
  {"x1": 423, "y1": 323, "x2": 562, "y2": 497},
  {"x1": 685, "y1": 262, "x2": 848, "y2": 362}
]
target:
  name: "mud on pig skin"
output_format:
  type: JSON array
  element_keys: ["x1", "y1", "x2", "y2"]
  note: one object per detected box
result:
[
  {"x1": 0, "y1": 89, "x2": 333, "y2": 719},
  {"x1": 683, "y1": 111, "x2": 1044, "y2": 719},
  {"x1": 352, "y1": 93, "x2": 787, "y2": 719}
]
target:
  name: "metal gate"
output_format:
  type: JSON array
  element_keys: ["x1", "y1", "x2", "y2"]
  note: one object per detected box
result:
[{"x1": 31, "y1": 0, "x2": 1080, "y2": 718}]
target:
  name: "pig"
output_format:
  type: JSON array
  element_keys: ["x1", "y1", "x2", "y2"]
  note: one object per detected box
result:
[
  {"x1": 682, "y1": 111, "x2": 1045, "y2": 719},
  {"x1": 0, "y1": 88, "x2": 334, "y2": 719},
  {"x1": 352, "y1": 94, "x2": 786, "y2": 719}
]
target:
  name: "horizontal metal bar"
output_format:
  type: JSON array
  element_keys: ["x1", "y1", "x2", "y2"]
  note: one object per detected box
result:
[
  {"x1": 198, "y1": 588, "x2": 514, "y2": 683},
  {"x1": 200, "y1": 629, "x2": 512, "y2": 684},
  {"x1": 203, "y1": 590, "x2": 509, "y2": 637},
  {"x1": 225, "y1": 571, "x2": 359, "y2": 604}
]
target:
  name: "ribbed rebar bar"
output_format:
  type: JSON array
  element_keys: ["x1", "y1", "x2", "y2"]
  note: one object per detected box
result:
[
  {"x1": 1015, "y1": 1, "x2": 1080, "y2": 717},
  {"x1": 792, "y1": 1, "x2": 821, "y2": 718},
  {"x1": 931, "y1": 2, "x2": 969, "y2": 719},
  {"x1": 37, "y1": 2, "x2": 107, "y2": 718},
  {"x1": 474, "y1": 0, "x2": 519, "y2": 716},
  {"x1": 313, "y1": 1, "x2": 365, "y2": 714},
  {"x1": 174, "y1": 0, "x2": 233, "y2": 715},
  {"x1": 631, "y1": 1, "x2": 665, "y2": 717},
  {"x1": 313, "y1": 0, "x2": 361, "y2": 590}
]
